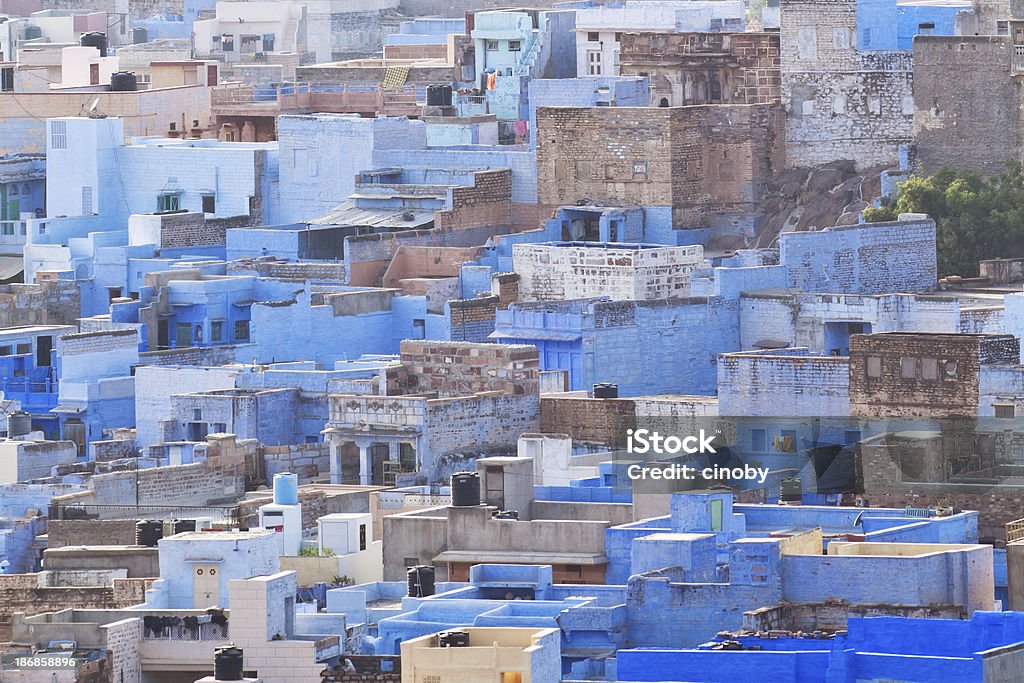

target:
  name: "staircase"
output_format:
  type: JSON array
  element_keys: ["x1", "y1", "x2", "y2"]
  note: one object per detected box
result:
[{"x1": 513, "y1": 29, "x2": 545, "y2": 77}]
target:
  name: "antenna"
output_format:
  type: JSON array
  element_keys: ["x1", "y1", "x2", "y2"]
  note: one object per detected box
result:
[{"x1": 83, "y1": 98, "x2": 107, "y2": 119}]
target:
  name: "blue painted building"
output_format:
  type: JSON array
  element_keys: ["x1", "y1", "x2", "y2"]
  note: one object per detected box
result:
[
  {"x1": 492, "y1": 296, "x2": 739, "y2": 395},
  {"x1": 616, "y1": 611, "x2": 1024, "y2": 683},
  {"x1": 856, "y1": 0, "x2": 971, "y2": 51}
]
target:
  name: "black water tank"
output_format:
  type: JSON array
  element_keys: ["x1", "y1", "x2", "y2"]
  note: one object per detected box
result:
[
  {"x1": 450, "y1": 472, "x2": 480, "y2": 507},
  {"x1": 214, "y1": 645, "x2": 244, "y2": 681},
  {"x1": 110, "y1": 72, "x2": 138, "y2": 92},
  {"x1": 438, "y1": 630, "x2": 470, "y2": 647},
  {"x1": 135, "y1": 520, "x2": 163, "y2": 547},
  {"x1": 426, "y1": 84, "x2": 444, "y2": 106},
  {"x1": 593, "y1": 383, "x2": 618, "y2": 398},
  {"x1": 172, "y1": 519, "x2": 197, "y2": 534},
  {"x1": 80, "y1": 31, "x2": 107, "y2": 57},
  {"x1": 132, "y1": 27, "x2": 149, "y2": 44},
  {"x1": 780, "y1": 477, "x2": 802, "y2": 504},
  {"x1": 407, "y1": 565, "x2": 435, "y2": 597},
  {"x1": 441, "y1": 84, "x2": 453, "y2": 106}
]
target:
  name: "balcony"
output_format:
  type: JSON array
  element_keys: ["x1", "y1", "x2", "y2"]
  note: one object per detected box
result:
[{"x1": 1014, "y1": 44, "x2": 1024, "y2": 72}]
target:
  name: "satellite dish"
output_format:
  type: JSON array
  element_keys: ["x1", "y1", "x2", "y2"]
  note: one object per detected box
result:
[{"x1": 88, "y1": 98, "x2": 100, "y2": 113}]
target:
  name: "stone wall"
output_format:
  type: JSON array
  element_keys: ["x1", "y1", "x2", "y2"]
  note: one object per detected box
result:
[
  {"x1": 913, "y1": 35, "x2": 1019, "y2": 175},
  {"x1": 138, "y1": 344, "x2": 243, "y2": 367},
  {"x1": 619, "y1": 32, "x2": 781, "y2": 108},
  {"x1": 0, "y1": 575, "x2": 151, "y2": 622},
  {"x1": 779, "y1": 218, "x2": 937, "y2": 295},
  {"x1": 397, "y1": 340, "x2": 539, "y2": 398},
  {"x1": 448, "y1": 295, "x2": 499, "y2": 342},
  {"x1": 434, "y1": 169, "x2": 513, "y2": 231},
  {"x1": 513, "y1": 243, "x2": 704, "y2": 302},
  {"x1": 47, "y1": 520, "x2": 139, "y2": 548},
  {"x1": 535, "y1": 103, "x2": 783, "y2": 229},
  {"x1": 540, "y1": 395, "x2": 637, "y2": 445},
  {"x1": 263, "y1": 443, "x2": 331, "y2": 483},
  {"x1": 0, "y1": 280, "x2": 80, "y2": 328},
  {"x1": 780, "y1": 0, "x2": 913, "y2": 169},
  {"x1": 850, "y1": 334, "x2": 1019, "y2": 418}
]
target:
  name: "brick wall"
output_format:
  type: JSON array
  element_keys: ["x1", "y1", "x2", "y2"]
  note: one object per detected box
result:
[
  {"x1": 263, "y1": 443, "x2": 331, "y2": 483},
  {"x1": 535, "y1": 103, "x2": 782, "y2": 229},
  {"x1": 780, "y1": 0, "x2": 913, "y2": 168},
  {"x1": 228, "y1": 261, "x2": 348, "y2": 281},
  {"x1": 434, "y1": 169, "x2": 513, "y2": 231},
  {"x1": 398, "y1": 340, "x2": 539, "y2": 398},
  {"x1": 850, "y1": 334, "x2": 1019, "y2": 418},
  {"x1": 0, "y1": 280, "x2": 80, "y2": 328},
  {"x1": 448, "y1": 296, "x2": 499, "y2": 342},
  {"x1": 914, "y1": 36, "x2": 1019, "y2": 175},
  {"x1": 718, "y1": 350, "x2": 850, "y2": 417},
  {"x1": 619, "y1": 32, "x2": 781, "y2": 107}
]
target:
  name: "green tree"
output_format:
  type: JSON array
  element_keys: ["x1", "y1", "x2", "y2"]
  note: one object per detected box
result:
[{"x1": 862, "y1": 165, "x2": 1024, "y2": 277}]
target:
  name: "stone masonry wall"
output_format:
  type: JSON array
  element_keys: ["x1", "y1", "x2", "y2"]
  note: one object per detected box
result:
[
  {"x1": 619, "y1": 32, "x2": 781, "y2": 107},
  {"x1": 780, "y1": 0, "x2": 913, "y2": 169},
  {"x1": 849, "y1": 334, "x2": 1020, "y2": 417},
  {"x1": 434, "y1": 169, "x2": 513, "y2": 231},
  {"x1": 398, "y1": 340, "x2": 539, "y2": 398},
  {"x1": 913, "y1": 35, "x2": 1020, "y2": 175},
  {"x1": 448, "y1": 296, "x2": 499, "y2": 343},
  {"x1": 535, "y1": 104, "x2": 782, "y2": 229},
  {"x1": 779, "y1": 218, "x2": 937, "y2": 295},
  {"x1": 0, "y1": 280, "x2": 80, "y2": 328}
]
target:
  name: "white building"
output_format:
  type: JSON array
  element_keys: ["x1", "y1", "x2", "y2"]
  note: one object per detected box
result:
[
  {"x1": 574, "y1": 0, "x2": 746, "y2": 77},
  {"x1": 193, "y1": 1, "x2": 307, "y2": 62}
]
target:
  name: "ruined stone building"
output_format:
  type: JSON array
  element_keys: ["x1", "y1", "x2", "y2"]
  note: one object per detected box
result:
[{"x1": 618, "y1": 31, "x2": 781, "y2": 108}]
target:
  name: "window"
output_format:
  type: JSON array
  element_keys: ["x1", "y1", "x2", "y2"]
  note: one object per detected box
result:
[
  {"x1": 358, "y1": 524, "x2": 367, "y2": 551},
  {"x1": 211, "y1": 422, "x2": 227, "y2": 433},
  {"x1": 82, "y1": 186, "x2": 93, "y2": 214},
  {"x1": 862, "y1": 27, "x2": 872, "y2": 48},
  {"x1": 0, "y1": 67, "x2": 12, "y2": 93},
  {"x1": 751, "y1": 428, "x2": 766, "y2": 452},
  {"x1": 108, "y1": 287, "x2": 122, "y2": 303},
  {"x1": 587, "y1": 50, "x2": 602, "y2": 75},
  {"x1": 509, "y1": 40, "x2": 521, "y2": 51},
  {"x1": 50, "y1": 120, "x2": 67, "y2": 150},
  {"x1": 262, "y1": 33, "x2": 275, "y2": 52},
  {"x1": 777, "y1": 430, "x2": 797, "y2": 453},
  {"x1": 603, "y1": 163, "x2": 615, "y2": 180},
  {"x1": 0, "y1": 346, "x2": 11, "y2": 356},
  {"x1": 192, "y1": 409, "x2": 202, "y2": 421},
  {"x1": 587, "y1": 31, "x2": 599, "y2": 42},
  {"x1": 918, "y1": 22, "x2": 935, "y2": 34},
  {"x1": 202, "y1": 194, "x2": 216, "y2": 214},
  {"x1": 157, "y1": 193, "x2": 181, "y2": 213},
  {"x1": 16, "y1": 343, "x2": 31, "y2": 355},
  {"x1": 998, "y1": 21, "x2": 1009, "y2": 36},
  {"x1": 866, "y1": 355, "x2": 882, "y2": 378},
  {"x1": 234, "y1": 320, "x2": 249, "y2": 341},
  {"x1": 485, "y1": 39, "x2": 498, "y2": 51},
  {"x1": 944, "y1": 360, "x2": 958, "y2": 377},
  {"x1": 412, "y1": 318, "x2": 425, "y2": 339},
  {"x1": 995, "y1": 404, "x2": 1015, "y2": 419},
  {"x1": 403, "y1": 557, "x2": 419, "y2": 568},
  {"x1": 921, "y1": 358, "x2": 939, "y2": 380},
  {"x1": 900, "y1": 356, "x2": 917, "y2": 379},
  {"x1": 614, "y1": 32, "x2": 622, "y2": 41},
  {"x1": 211, "y1": 320, "x2": 224, "y2": 342},
  {"x1": 221, "y1": 34, "x2": 234, "y2": 52}
]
